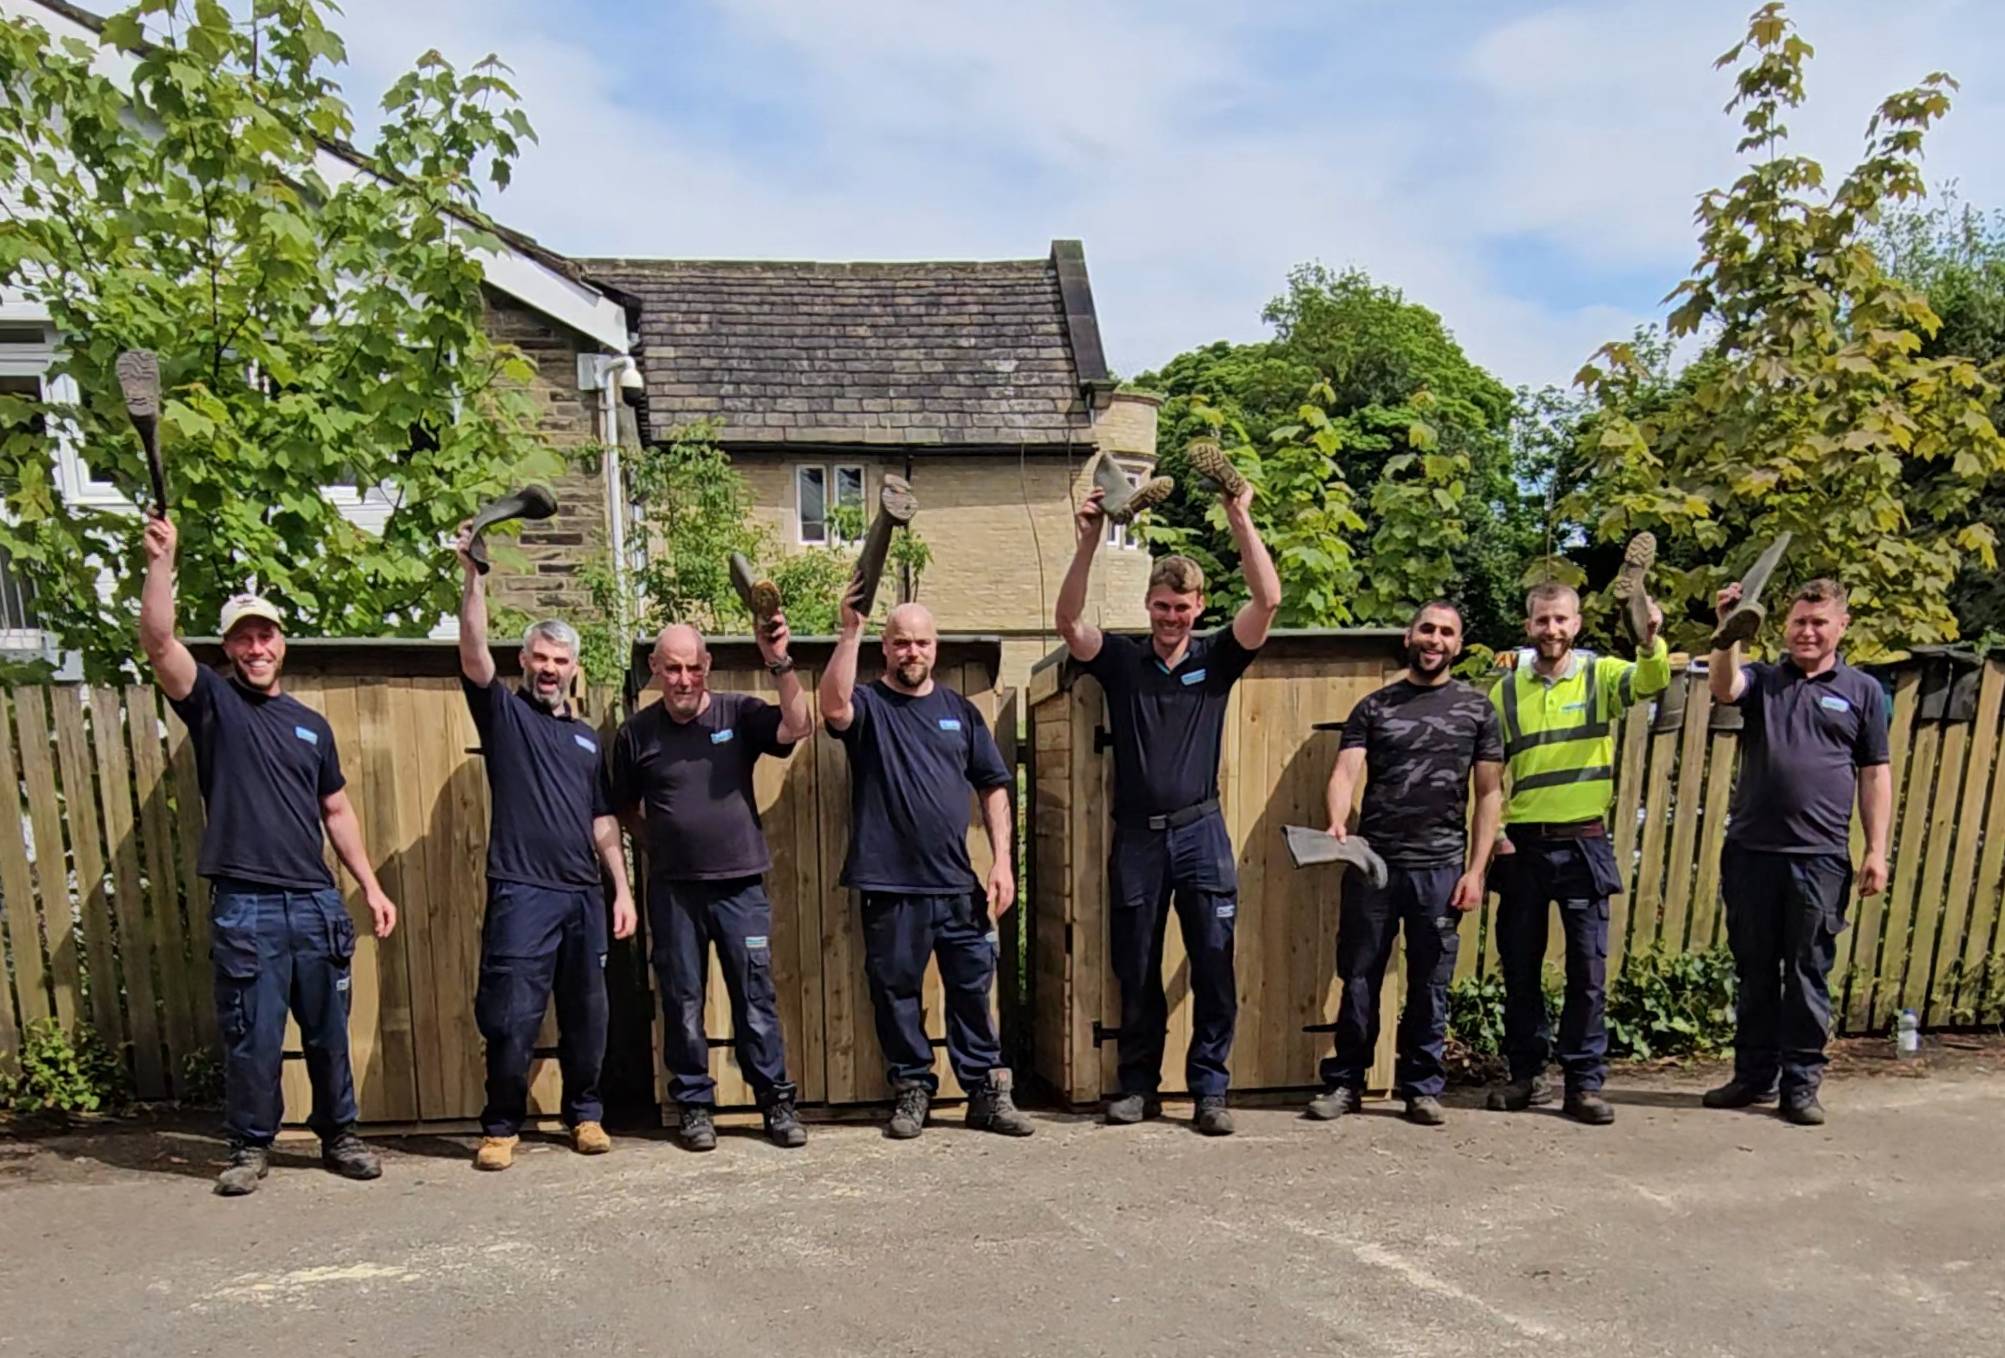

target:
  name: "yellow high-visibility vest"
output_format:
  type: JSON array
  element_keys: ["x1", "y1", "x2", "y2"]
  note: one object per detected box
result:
[{"x1": 1491, "y1": 640, "x2": 1670, "y2": 824}]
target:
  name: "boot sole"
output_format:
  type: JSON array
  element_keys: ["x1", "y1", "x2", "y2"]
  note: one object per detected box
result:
[
  {"x1": 1184, "y1": 441, "x2": 1248, "y2": 497},
  {"x1": 1103, "y1": 475, "x2": 1175, "y2": 526},
  {"x1": 967, "y1": 1116, "x2": 1036, "y2": 1137},
  {"x1": 1612, "y1": 532, "x2": 1656, "y2": 645},
  {"x1": 1709, "y1": 603, "x2": 1765, "y2": 651},
  {"x1": 1103, "y1": 1101, "x2": 1161, "y2": 1126},
  {"x1": 323, "y1": 1161, "x2": 383, "y2": 1180},
  {"x1": 884, "y1": 1124, "x2": 924, "y2": 1140}
]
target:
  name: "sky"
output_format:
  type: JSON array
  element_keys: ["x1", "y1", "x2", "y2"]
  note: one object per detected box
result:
[{"x1": 326, "y1": 0, "x2": 2005, "y2": 392}]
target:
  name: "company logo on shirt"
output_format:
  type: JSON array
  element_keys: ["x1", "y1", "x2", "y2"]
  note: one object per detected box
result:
[
  {"x1": 710, "y1": 729, "x2": 735, "y2": 745},
  {"x1": 1818, "y1": 695, "x2": 1852, "y2": 713},
  {"x1": 1560, "y1": 701, "x2": 1585, "y2": 712},
  {"x1": 573, "y1": 733, "x2": 598, "y2": 753},
  {"x1": 293, "y1": 725, "x2": 318, "y2": 745},
  {"x1": 938, "y1": 718, "x2": 962, "y2": 731},
  {"x1": 1181, "y1": 668, "x2": 1208, "y2": 686}
]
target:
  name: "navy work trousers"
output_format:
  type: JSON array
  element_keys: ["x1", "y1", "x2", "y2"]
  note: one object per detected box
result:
[
  {"x1": 1321, "y1": 862, "x2": 1464, "y2": 1099},
  {"x1": 1721, "y1": 845, "x2": 1851, "y2": 1096},
  {"x1": 1108, "y1": 809, "x2": 1239, "y2": 1099},
  {"x1": 209, "y1": 877, "x2": 359, "y2": 1148},
  {"x1": 650, "y1": 875, "x2": 793, "y2": 1107},
  {"x1": 1494, "y1": 830, "x2": 1621, "y2": 1093},
  {"x1": 860, "y1": 890, "x2": 1001, "y2": 1093},
  {"x1": 475, "y1": 879, "x2": 608, "y2": 1136}
]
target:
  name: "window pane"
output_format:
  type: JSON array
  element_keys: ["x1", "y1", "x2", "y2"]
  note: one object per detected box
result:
[
  {"x1": 798, "y1": 466, "x2": 827, "y2": 543},
  {"x1": 835, "y1": 466, "x2": 865, "y2": 508}
]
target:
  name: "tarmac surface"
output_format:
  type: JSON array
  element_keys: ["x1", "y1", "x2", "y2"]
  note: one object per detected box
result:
[{"x1": 2, "y1": 1044, "x2": 2001, "y2": 1357}]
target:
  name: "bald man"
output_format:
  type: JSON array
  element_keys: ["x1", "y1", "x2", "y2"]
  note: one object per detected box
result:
[
  {"x1": 610, "y1": 618, "x2": 812, "y2": 1151},
  {"x1": 820, "y1": 598, "x2": 1032, "y2": 1140}
]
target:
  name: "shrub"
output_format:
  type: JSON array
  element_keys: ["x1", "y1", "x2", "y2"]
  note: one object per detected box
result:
[
  {"x1": 0, "y1": 1020, "x2": 128, "y2": 1116},
  {"x1": 1605, "y1": 946, "x2": 1738, "y2": 1060}
]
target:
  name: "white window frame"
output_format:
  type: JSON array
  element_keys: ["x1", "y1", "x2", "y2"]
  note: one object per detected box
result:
[
  {"x1": 0, "y1": 323, "x2": 122, "y2": 507},
  {"x1": 831, "y1": 463, "x2": 865, "y2": 544},
  {"x1": 798, "y1": 462, "x2": 869, "y2": 545},
  {"x1": 1104, "y1": 457, "x2": 1151, "y2": 551},
  {"x1": 796, "y1": 465, "x2": 829, "y2": 545}
]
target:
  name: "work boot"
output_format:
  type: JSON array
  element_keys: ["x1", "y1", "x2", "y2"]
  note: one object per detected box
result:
[
  {"x1": 1563, "y1": 1091, "x2": 1616, "y2": 1126},
  {"x1": 474, "y1": 1135, "x2": 518, "y2": 1171},
  {"x1": 1405, "y1": 1095, "x2": 1447, "y2": 1127},
  {"x1": 1710, "y1": 531, "x2": 1793, "y2": 650},
  {"x1": 1781, "y1": 1092, "x2": 1827, "y2": 1126},
  {"x1": 1090, "y1": 452, "x2": 1175, "y2": 526},
  {"x1": 1193, "y1": 1095, "x2": 1235, "y2": 1136},
  {"x1": 1486, "y1": 1075, "x2": 1555, "y2": 1111},
  {"x1": 1184, "y1": 439, "x2": 1249, "y2": 499},
  {"x1": 728, "y1": 551, "x2": 782, "y2": 638},
  {"x1": 214, "y1": 1144, "x2": 269, "y2": 1197},
  {"x1": 1702, "y1": 1078, "x2": 1778, "y2": 1109},
  {"x1": 886, "y1": 1082, "x2": 931, "y2": 1140},
  {"x1": 1305, "y1": 1086, "x2": 1362, "y2": 1120},
  {"x1": 966, "y1": 1069, "x2": 1035, "y2": 1137},
  {"x1": 571, "y1": 1121, "x2": 612, "y2": 1155},
  {"x1": 1103, "y1": 1092, "x2": 1160, "y2": 1125},
  {"x1": 763, "y1": 1095, "x2": 808, "y2": 1149},
  {"x1": 677, "y1": 1104, "x2": 718, "y2": 1152},
  {"x1": 1612, "y1": 531, "x2": 1658, "y2": 647},
  {"x1": 322, "y1": 1131, "x2": 383, "y2": 1180}
]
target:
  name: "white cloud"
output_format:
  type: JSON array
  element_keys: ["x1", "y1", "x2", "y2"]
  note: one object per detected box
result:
[{"x1": 329, "y1": 0, "x2": 2005, "y2": 391}]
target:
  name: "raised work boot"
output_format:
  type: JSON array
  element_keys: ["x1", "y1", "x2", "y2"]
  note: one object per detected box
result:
[
  {"x1": 1710, "y1": 531, "x2": 1793, "y2": 650},
  {"x1": 1103, "y1": 1092, "x2": 1161, "y2": 1125},
  {"x1": 764, "y1": 1094, "x2": 809, "y2": 1149},
  {"x1": 966, "y1": 1069, "x2": 1035, "y2": 1137},
  {"x1": 677, "y1": 1104, "x2": 718, "y2": 1152},
  {"x1": 322, "y1": 1131, "x2": 383, "y2": 1181},
  {"x1": 215, "y1": 1144, "x2": 269, "y2": 1197},
  {"x1": 474, "y1": 1135, "x2": 518, "y2": 1171},
  {"x1": 1781, "y1": 1092, "x2": 1827, "y2": 1126},
  {"x1": 1090, "y1": 452, "x2": 1175, "y2": 526},
  {"x1": 1405, "y1": 1095, "x2": 1448, "y2": 1127},
  {"x1": 1486, "y1": 1074, "x2": 1555, "y2": 1112},
  {"x1": 1612, "y1": 531, "x2": 1657, "y2": 647},
  {"x1": 1184, "y1": 439, "x2": 1249, "y2": 499},
  {"x1": 1702, "y1": 1078, "x2": 1778, "y2": 1109},
  {"x1": 1305, "y1": 1086, "x2": 1362, "y2": 1120},
  {"x1": 728, "y1": 551, "x2": 783, "y2": 638},
  {"x1": 886, "y1": 1082, "x2": 931, "y2": 1140},
  {"x1": 1564, "y1": 1090, "x2": 1616, "y2": 1126},
  {"x1": 571, "y1": 1121, "x2": 612, "y2": 1155},
  {"x1": 1193, "y1": 1095, "x2": 1235, "y2": 1136}
]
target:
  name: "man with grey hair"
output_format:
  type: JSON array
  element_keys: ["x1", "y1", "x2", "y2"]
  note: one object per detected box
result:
[
  {"x1": 612, "y1": 617, "x2": 813, "y2": 1151},
  {"x1": 456, "y1": 522, "x2": 636, "y2": 1172}
]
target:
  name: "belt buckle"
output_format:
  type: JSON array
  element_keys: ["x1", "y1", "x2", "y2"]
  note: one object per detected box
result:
[{"x1": 1146, "y1": 813, "x2": 1169, "y2": 832}]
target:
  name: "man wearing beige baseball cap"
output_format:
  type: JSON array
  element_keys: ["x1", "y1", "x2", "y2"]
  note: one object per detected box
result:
[{"x1": 139, "y1": 514, "x2": 400, "y2": 1196}]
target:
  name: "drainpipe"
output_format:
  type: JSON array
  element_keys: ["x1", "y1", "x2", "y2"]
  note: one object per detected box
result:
[{"x1": 590, "y1": 354, "x2": 639, "y2": 649}]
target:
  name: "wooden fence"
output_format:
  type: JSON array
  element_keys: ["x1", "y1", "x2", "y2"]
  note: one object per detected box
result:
[{"x1": 1024, "y1": 635, "x2": 2005, "y2": 1105}]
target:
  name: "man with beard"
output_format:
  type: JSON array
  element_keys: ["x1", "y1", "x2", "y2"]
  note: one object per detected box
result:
[
  {"x1": 1702, "y1": 578, "x2": 1891, "y2": 1125},
  {"x1": 612, "y1": 621, "x2": 812, "y2": 1151},
  {"x1": 820, "y1": 599, "x2": 1032, "y2": 1141},
  {"x1": 1311, "y1": 601, "x2": 1504, "y2": 1126},
  {"x1": 455, "y1": 525, "x2": 636, "y2": 1171},
  {"x1": 1054, "y1": 472, "x2": 1281, "y2": 1136},
  {"x1": 139, "y1": 514, "x2": 397, "y2": 1196},
  {"x1": 1488, "y1": 579, "x2": 1668, "y2": 1125}
]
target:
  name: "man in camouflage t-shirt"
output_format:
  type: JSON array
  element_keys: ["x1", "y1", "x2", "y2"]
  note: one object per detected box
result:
[{"x1": 1312, "y1": 601, "x2": 1505, "y2": 1125}]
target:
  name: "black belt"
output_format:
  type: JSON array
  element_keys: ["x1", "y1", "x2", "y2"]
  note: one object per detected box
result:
[
  {"x1": 1121, "y1": 798, "x2": 1220, "y2": 832},
  {"x1": 1508, "y1": 819, "x2": 1605, "y2": 841}
]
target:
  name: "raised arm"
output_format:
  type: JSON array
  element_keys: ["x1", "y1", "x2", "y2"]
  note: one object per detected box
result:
[
  {"x1": 756, "y1": 611, "x2": 812, "y2": 743},
  {"x1": 1055, "y1": 488, "x2": 1107, "y2": 662},
  {"x1": 138, "y1": 515, "x2": 199, "y2": 701},
  {"x1": 1226, "y1": 482, "x2": 1281, "y2": 651},
  {"x1": 1708, "y1": 584, "x2": 1749, "y2": 704},
  {"x1": 453, "y1": 519, "x2": 496, "y2": 687},
  {"x1": 819, "y1": 583, "x2": 866, "y2": 731},
  {"x1": 320, "y1": 788, "x2": 397, "y2": 938},
  {"x1": 1323, "y1": 744, "x2": 1366, "y2": 838}
]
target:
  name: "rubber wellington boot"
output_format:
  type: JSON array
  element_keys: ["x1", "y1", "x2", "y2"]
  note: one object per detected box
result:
[
  {"x1": 1710, "y1": 531, "x2": 1794, "y2": 650},
  {"x1": 1091, "y1": 453, "x2": 1174, "y2": 526}
]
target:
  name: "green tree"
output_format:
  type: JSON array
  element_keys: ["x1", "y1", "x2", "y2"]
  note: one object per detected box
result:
[
  {"x1": 0, "y1": 0, "x2": 556, "y2": 679},
  {"x1": 1573, "y1": 3, "x2": 2005, "y2": 660}
]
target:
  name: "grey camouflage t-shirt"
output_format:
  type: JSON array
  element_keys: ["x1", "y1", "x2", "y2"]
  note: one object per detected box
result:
[{"x1": 1340, "y1": 678, "x2": 1504, "y2": 867}]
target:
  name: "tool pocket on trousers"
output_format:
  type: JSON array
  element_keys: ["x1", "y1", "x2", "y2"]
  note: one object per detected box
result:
[
  {"x1": 211, "y1": 930, "x2": 260, "y2": 1042},
  {"x1": 1582, "y1": 837, "x2": 1624, "y2": 900},
  {"x1": 745, "y1": 940, "x2": 777, "y2": 1006}
]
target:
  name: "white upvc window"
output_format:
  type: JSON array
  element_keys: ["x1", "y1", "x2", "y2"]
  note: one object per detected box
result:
[
  {"x1": 797, "y1": 462, "x2": 868, "y2": 545},
  {"x1": 1104, "y1": 458, "x2": 1151, "y2": 551},
  {"x1": 0, "y1": 322, "x2": 118, "y2": 506}
]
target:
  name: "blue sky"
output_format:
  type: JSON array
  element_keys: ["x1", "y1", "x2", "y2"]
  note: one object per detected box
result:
[{"x1": 333, "y1": 0, "x2": 2005, "y2": 391}]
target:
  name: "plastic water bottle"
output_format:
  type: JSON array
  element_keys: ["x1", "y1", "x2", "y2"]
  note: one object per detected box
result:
[{"x1": 1895, "y1": 1009, "x2": 1921, "y2": 1058}]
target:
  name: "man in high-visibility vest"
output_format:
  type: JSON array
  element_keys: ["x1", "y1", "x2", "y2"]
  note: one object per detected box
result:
[{"x1": 1488, "y1": 577, "x2": 1669, "y2": 1125}]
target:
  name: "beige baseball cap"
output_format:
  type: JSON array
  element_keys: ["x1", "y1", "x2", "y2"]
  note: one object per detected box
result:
[{"x1": 219, "y1": 593, "x2": 284, "y2": 637}]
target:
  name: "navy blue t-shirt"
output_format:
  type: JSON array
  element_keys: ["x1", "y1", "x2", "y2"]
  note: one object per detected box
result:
[
  {"x1": 1079, "y1": 627, "x2": 1260, "y2": 819},
  {"x1": 167, "y1": 665, "x2": 342, "y2": 890},
  {"x1": 463, "y1": 678, "x2": 612, "y2": 889},
  {"x1": 832, "y1": 680, "x2": 1011, "y2": 894},
  {"x1": 1727, "y1": 658, "x2": 1891, "y2": 855},
  {"x1": 610, "y1": 692, "x2": 793, "y2": 882}
]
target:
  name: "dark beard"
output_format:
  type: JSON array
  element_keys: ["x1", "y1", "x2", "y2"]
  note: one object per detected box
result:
[
  {"x1": 894, "y1": 661, "x2": 930, "y2": 689},
  {"x1": 1407, "y1": 645, "x2": 1450, "y2": 676}
]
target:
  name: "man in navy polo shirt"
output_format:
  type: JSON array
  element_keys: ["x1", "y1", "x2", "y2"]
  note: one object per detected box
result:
[
  {"x1": 139, "y1": 514, "x2": 398, "y2": 1197},
  {"x1": 456, "y1": 525, "x2": 635, "y2": 1171},
  {"x1": 1054, "y1": 468, "x2": 1281, "y2": 1136},
  {"x1": 1705, "y1": 577, "x2": 1892, "y2": 1125},
  {"x1": 820, "y1": 599, "x2": 1033, "y2": 1141},
  {"x1": 612, "y1": 621, "x2": 812, "y2": 1152}
]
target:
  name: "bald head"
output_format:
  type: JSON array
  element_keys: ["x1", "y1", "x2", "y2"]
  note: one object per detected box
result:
[
  {"x1": 651, "y1": 623, "x2": 711, "y2": 719},
  {"x1": 882, "y1": 603, "x2": 939, "y2": 694},
  {"x1": 885, "y1": 603, "x2": 937, "y2": 641}
]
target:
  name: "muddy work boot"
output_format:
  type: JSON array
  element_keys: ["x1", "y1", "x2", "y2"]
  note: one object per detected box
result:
[
  {"x1": 215, "y1": 1144, "x2": 270, "y2": 1197},
  {"x1": 1702, "y1": 1078, "x2": 1778, "y2": 1109},
  {"x1": 763, "y1": 1093, "x2": 808, "y2": 1149},
  {"x1": 1306, "y1": 1087, "x2": 1362, "y2": 1120},
  {"x1": 571, "y1": 1121, "x2": 612, "y2": 1155},
  {"x1": 677, "y1": 1104, "x2": 718, "y2": 1152},
  {"x1": 966, "y1": 1069, "x2": 1035, "y2": 1137},
  {"x1": 886, "y1": 1082, "x2": 931, "y2": 1140},
  {"x1": 1405, "y1": 1095, "x2": 1448, "y2": 1127},
  {"x1": 1090, "y1": 452, "x2": 1175, "y2": 526},
  {"x1": 1193, "y1": 1095, "x2": 1235, "y2": 1136},
  {"x1": 474, "y1": 1135, "x2": 518, "y2": 1171},
  {"x1": 1486, "y1": 1075, "x2": 1555, "y2": 1112},
  {"x1": 1563, "y1": 1090, "x2": 1616, "y2": 1126},
  {"x1": 1184, "y1": 439, "x2": 1249, "y2": 499},
  {"x1": 1781, "y1": 1092, "x2": 1827, "y2": 1126},
  {"x1": 728, "y1": 551, "x2": 783, "y2": 638},
  {"x1": 1103, "y1": 1092, "x2": 1161, "y2": 1126},
  {"x1": 1710, "y1": 531, "x2": 1794, "y2": 650},
  {"x1": 1611, "y1": 531, "x2": 1657, "y2": 648},
  {"x1": 321, "y1": 1131, "x2": 383, "y2": 1181}
]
